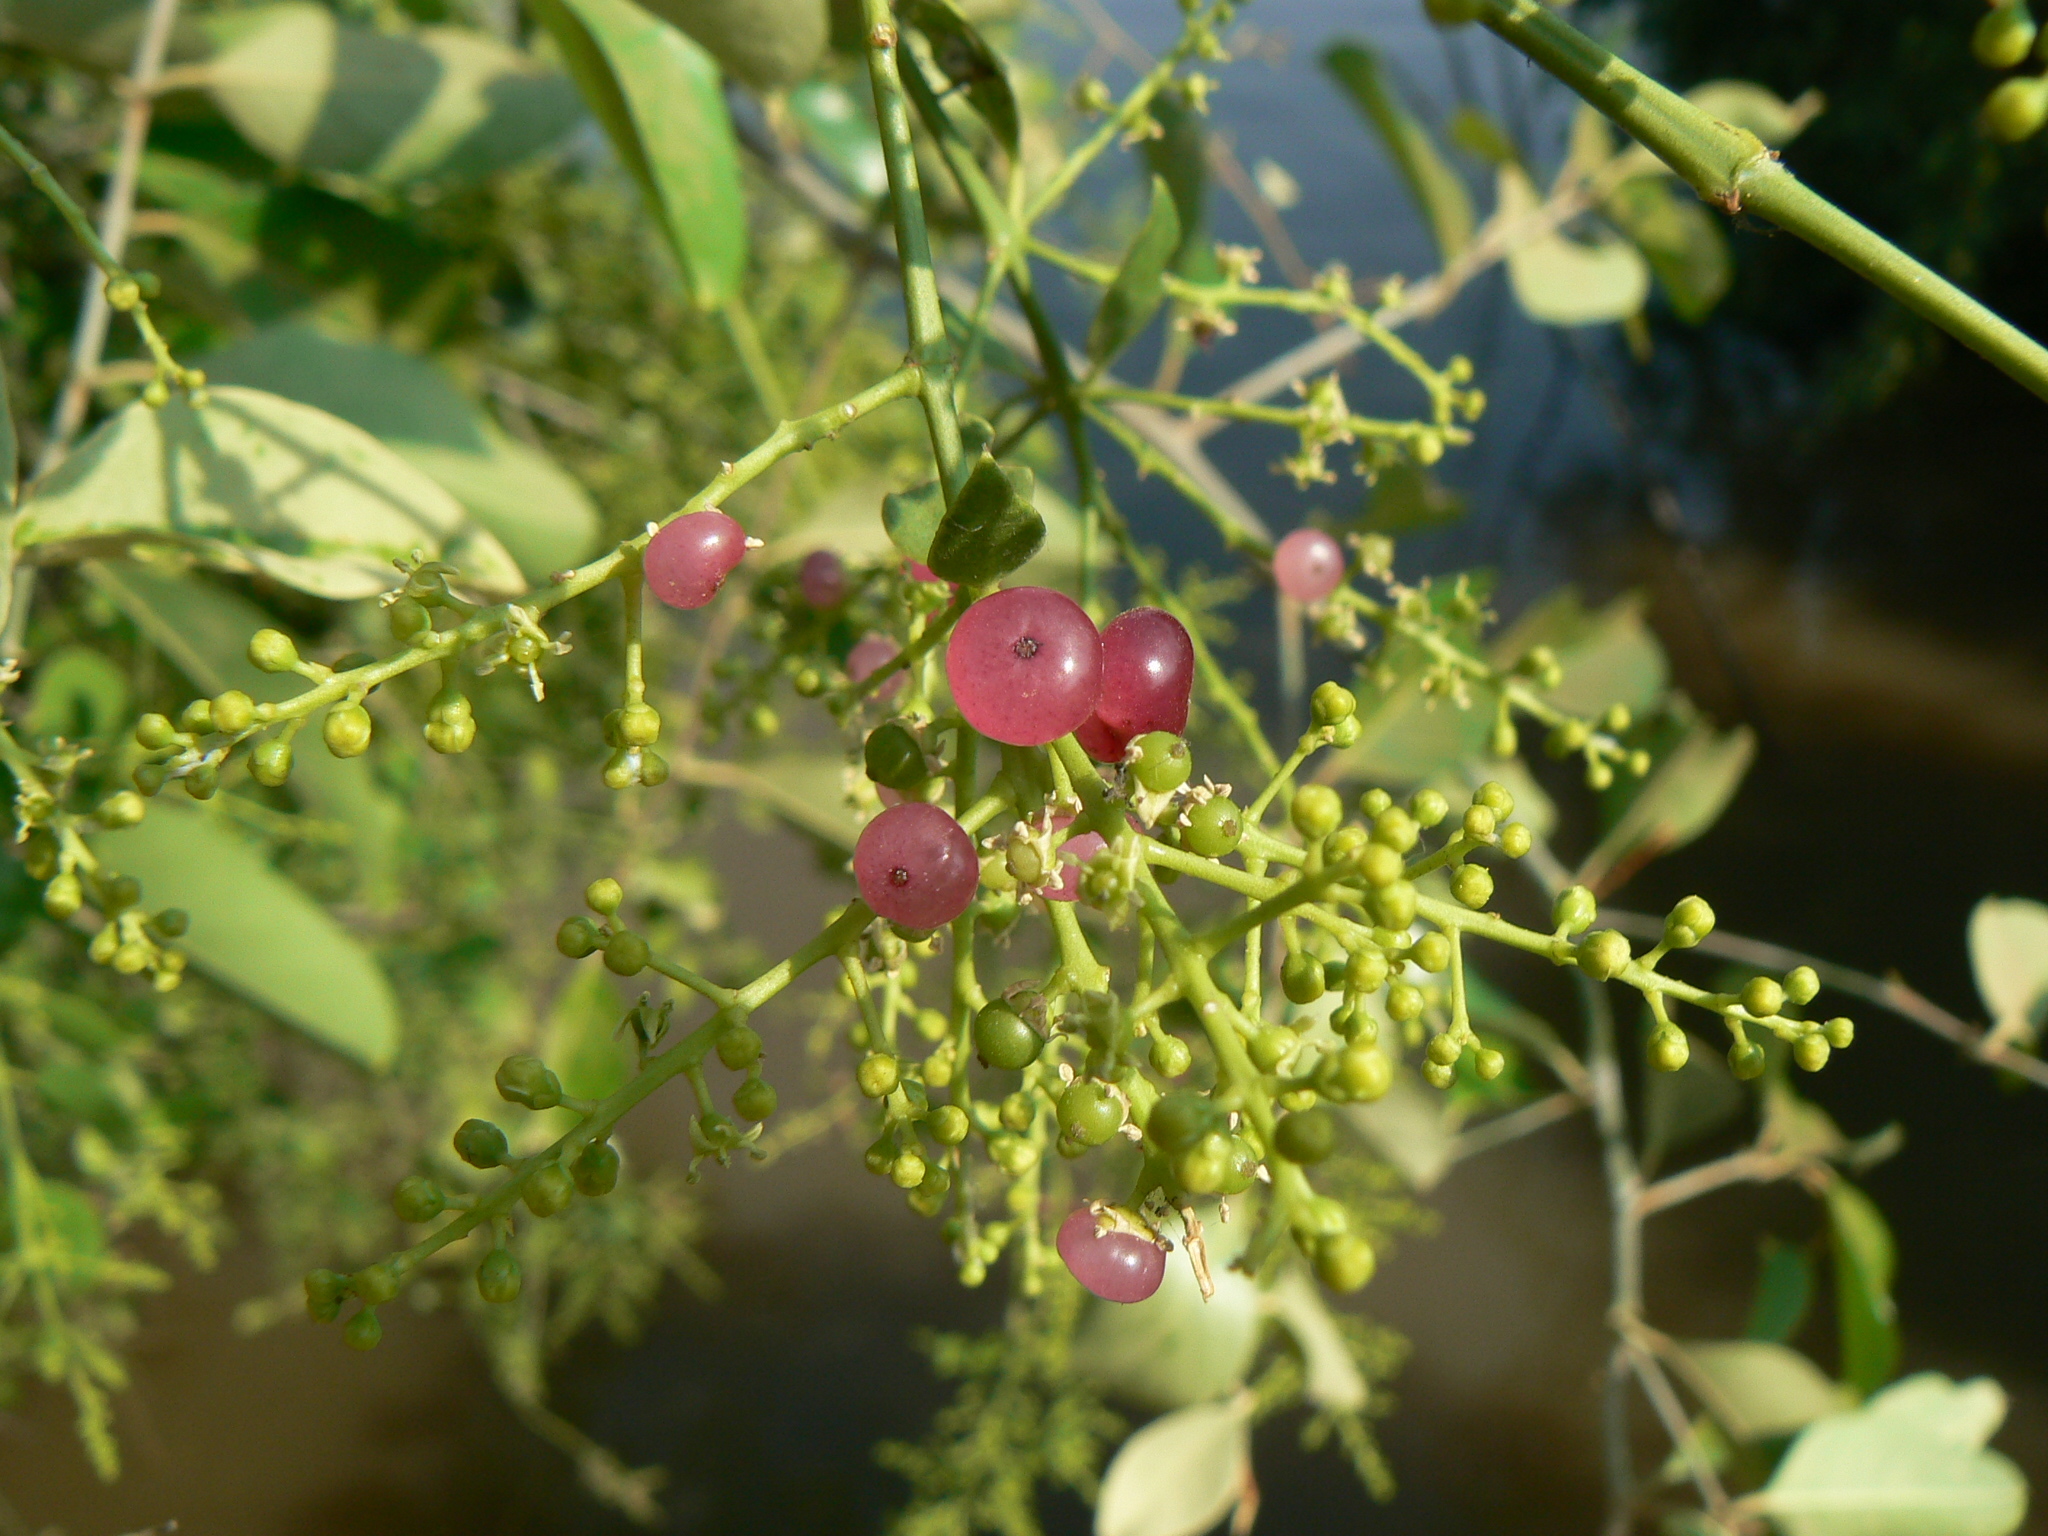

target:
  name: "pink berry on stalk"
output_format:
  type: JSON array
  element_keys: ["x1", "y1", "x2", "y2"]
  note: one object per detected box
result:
[
  {"x1": 946, "y1": 587, "x2": 1103, "y2": 746},
  {"x1": 1056, "y1": 1206, "x2": 1165, "y2": 1303},
  {"x1": 799, "y1": 549, "x2": 848, "y2": 608},
  {"x1": 1273, "y1": 527, "x2": 1346, "y2": 604},
  {"x1": 854, "y1": 802, "x2": 979, "y2": 930},
  {"x1": 1077, "y1": 607, "x2": 1195, "y2": 763},
  {"x1": 646, "y1": 510, "x2": 749, "y2": 610},
  {"x1": 847, "y1": 633, "x2": 905, "y2": 700}
]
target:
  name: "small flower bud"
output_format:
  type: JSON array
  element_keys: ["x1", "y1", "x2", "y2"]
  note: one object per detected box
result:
[
  {"x1": 1310, "y1": 680, "x2": 1357, "y2": 726},
  {"x1": 857, "y1": 1053, "x2": 901, "y2": 1099},
  {"x1": 1408, "y1": 789, "x2": 1449, "y2": 828},
  {"x1": 322, "y1": 702, "x2": 373, "y2": 758},
  {"x1": 495, "y1": 1054, "x2": 564, "y2": 1110},
  {"x1": 1290, "y1": 784, "x2": 1343, "y2": 840},
  {"x1": 477, "y1": 1249, "x2": 522, "y2": 1304},
  {"x1": 250, "y1": 738, "x2": 293, "y2": 787},
  {"x1": 603, "y1": 930, "x2": 650, "y2": 975},
  {"x1": 1784, "y1": 966, "x2": 1821, "y2": 1006},
  {"x1": 1553, "y1": 885, "x2": 1597, "y2": 935},
  {"x1": 95, "y1": 791, "x2": 146, "y2": 829},
  {"x1": 1741, "y1": 977, "x2": 1785, "y2": 1019},
  {"x1": 523, "y1": 1163, "x2": 575, "y2": 1217},
  {"x1": 392, "y1": 1176, "x2": 446, "y2": 1224},
  {"x1": 1576, "y1": 930, "x2": 1632, "y2": 981},
  {"x1": 573, "y1": 1140, "x2": 622, "y2": 1195},
  {"x1": 585, "y1": 878, "x2": 623, "y2": 915},
  {"x1": 212, "y1": 690, "x2": 256, "y2": 735},
  {"x1": 453, "y1": 1118, "x2": 510, "y2": 1169},
  {"x1": 248, "y1": 629, "x2": 300, "y2": 673}
]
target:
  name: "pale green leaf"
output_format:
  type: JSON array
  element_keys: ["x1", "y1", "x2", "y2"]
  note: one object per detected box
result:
[
  {"x1": 1088, "y1": 176, "x2": 1183, "y2": 366},
  {"x1": 1498, "y1": 165, "x2": 1650, "y2": 327},
  {"x1": 15, "y1": 386, "x2": 525, "y2": 599},
  {"x1": 1759, "y1": 1373, "x2": 2026, "y2": 1536},
  {"x1": 1094, "y1": 1399, "x2": 1251, "y2": 1536},
  {"x1": 23, "y1": 646, "x2": 129, "y2": 744},
  {"x1": 1669, "y1": 1340, "x2": 1847, "y2": 1442},
  {"x1": 1488, "y1": 589, "x2": 1670, "y2": 720},
  {"x1": 1576, "y1": 715, "x2": 1754, "y2": 893},
  {"x1": 0, "y1": 0, "x2": 208, "y2": 70},
  {"x1": 529, "y1": 0, "x2": 745, "y2": 308},
  {"x1": 1827, "y1": 1181, "x2": 1899, "y2": 1399},
  {"x1": 1605, "y1": 175, "x2": 1732, "y2": 323},
  {"x1": 1684, "y1": 81, "x2": 1824, "y2": 148},
  {"x1": 1078, "y1": 1210, "x2": 1259, "y2": 1411},
  {"x1": 1446, "y1": 104, "x2": 1519, "y2": 167},
  {"x1": 1761, "y1": 1080, "x2": 1847, "y2": 1163},
  {"x1": 1966, "y1": 897, "x2": 2048, "y2": 1042},
  {"x1": 1261, "y1": 1268, "x2": 1368, "y2": 1411},
  {"x1": 98, "y1": 802, "x2": 400, "y2": 1069},
  {"x1": 1323, "y1": 41, "x2": 1474, "y2": 262},
  {"x1": 788, "y1": 81, "x2": 886, "y2": 198}
]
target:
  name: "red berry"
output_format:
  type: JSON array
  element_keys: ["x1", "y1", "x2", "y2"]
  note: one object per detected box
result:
[
  {"x1": 1078, "y1": 607, "x2": 1194, "y2": 763},
  {"x1": 854, "y1": 802, "x2": 979, "y2": 929},
  {"x1": 646, "y1": 510, "x2": 748, "y2": 609},
  {"x1": 799, "y1": 549, "x2": 848, "y2": 608},
  {"x1": 1056, "y1": 1206, "x2": 1164, "y2": 1303},
  {"x1": 847, "y1": 633, "x2": 905, "y2": 701},
  {"x1": 1046, "y1": 822, "x2": 1106, "y2": 903},
  {"x1": 906, "y1": 559, "x2": 943, "y2": 584},
  {"x1": 1273, "y1": 527, "x2": 1345, "y2": 604},
  {"x1": 946, "y1": 587, "x2": 1102, "y2": 746}
]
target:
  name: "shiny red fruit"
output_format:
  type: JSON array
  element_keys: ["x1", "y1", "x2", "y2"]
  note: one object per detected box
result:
[
  {"x1": 1057, "y1": 1206, "x2": 1165, "y2": 1302},
  {"x1": 647, "y1": 510, "x2": 748, "y2": 609},
  {"x1": 1078, "y1": 607, "x2": 1194, "y2": 763},
  {"x1": 946, "y1": 587, "x2": 1102, "y2": 746},
  {"x1": 854, "y1": 802, "x2": 979, "y2": 930}
]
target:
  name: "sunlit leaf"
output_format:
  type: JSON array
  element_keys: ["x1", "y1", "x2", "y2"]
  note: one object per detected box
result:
[
  {"x1": 1671, "y1": 1339, "x2": 1847, "y2": 1442},
  {"x1": 1323, "y1": 41, "x2": 1474, "y2": 262},
  {"x1": 529, "y1": 0, "x2": 745, "y2": 308},
  {"x1": 896, "y1": 0, "x2": 1018, "y2": 157},
  {"x1": 1759, "y1": 1373, "x2": 2026, "y2": 1536},
  {"x1": 1761, "y1": 1079, "x2": 1847, "y2": 1163},
  {"x1": 134, "y1": 152, "x2": 265, "y2": 287},
  {"x1": 1966, "y1": 896, "x2": 2048, "y2": 1042},
  {"x1": 1827, "y1": 1180, "x2": 1899, "y2": 1399},
  {"x1": 99, "y1": 802, "x2": 400, "y2": 1070},
  {"x1": 1139, "y1": 94, "x2": 1222, "y2": 282},
  {"x1": 15, "y1": 386, "x2": 524, "y2": 600},
  {"x1": 1446, "y1": 103, "x2": 1519, "y2": 167},
  {"x1": 1685, "y1": 80, "x2": 1824, "y2": 147},
  {"x1": 1488, "y1": 589, "x2": 1670, "y2": 720},
  {"x1": 1078, "y1": 1210, "x2": 1259, "y2": 1411},
  {"x1": 1087, "y1": 176, "x2": 1183, "y2": 367},
  {"x1": 927, "y1": 456, "x2": 1044, "y2": 585},
  {"x1": 1576, "y1": 715, "x2": 1755, "y2": 893},
  {"x1": 1498, "y1": 165, "x2": 1650, "y2": 327},
  {"x1": 1094, "y1": 1398, "x2": 1252, "y2": 1536}
]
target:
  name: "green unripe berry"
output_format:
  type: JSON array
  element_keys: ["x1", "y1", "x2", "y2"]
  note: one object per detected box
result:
[
  {"x1": 1985, "y1": 74, "x2": 2048, "y2": 144},
  {"x1": 1975, "y1": 2, "x2": 2038, "y2": 67},
  {"x1": 1387, "y1": 981, "x2": 1425, "y2": 1022},
  {"x1": 1358, "y1": 788, "x2": 1393, "y2": 819},
  {"x1": 1784, "y1": 966, "x2": 1821, "y2": 1007},
  {"x1": 182, "y1": 761, "x2": 220, "y2": 801},
  {"x1": 248, "y1": 629, "x2": 299, "y2": 673},
  {"x1": 524, "y1": 1163, "x2": 575, "y2": 1217},
  {"x1": 1648, "y1": 1028, "x2": 1690, "y2": 1073},
  {"x1": 179, "y1": 699, "x2": 215, "y2": 735},
  {"x1": 344, "y1": 1308, "x2": 383, "y2": 1350},
  {"x1": 1554, "y1": 885, "x2": 1598, "y2": 935},
  {"x1": 1291, "y1": 784, "x2": 1343, "y2": 840},
  {"x1": 716, "y1": 1023, "x2": 764, "y2": 1071},
  {"x1": 250, "y1": 738, "x2": 293, "y2": 787},
  {"x1": 136, "y1": 712, "x2": 178, "y2": 750},
  {"x1": 1741, "y1": 977, "x2": 1785, "y2": 1019},
  {"x1": 322, "y1": 702, "x2": 373, "y2": 758},
  {"x1": 1475, "y1": 780, "x2": 1514, "y2": 818},
  {"x1": 857, "y1": 1053, "x2": 901, "y2": 1098},
  {"x1": 1129, "y1": 732, "x2": 1192, "y2": 794},
  {"x1": 496, "y1": 1054, "x2": 563, "y2": 1111},
  {"x1": 1346, "y1": 946, "x2": 1390, "y2": 993},
  {"x1": 353, "y1": 1262, "x2": 400, "y2": 1306},
  {"x1": 1498, "y1": 822, "x2": 1532, "y2": 858},
  {"x1": 1577, "y1": 930, "x2": 1632, "y2": 981},
  {"x1": 1175, "y1": 1131, "x2": 1232, "y2": 1195},
  {"x1": 508, "y1": 633, "x2": 544, "y2": 667},
  {"x1": 1356, "y1": 842, "x2": 1403, "y2": 889},
  {"x1": 1793, "y1": 1033, "x2": 1831, "y2": 1073},
  {"x1": 1057, "y1": 1080, "x2": 1125, "y2": 1146},
  {"x1": 732, "y1": 1076, "x2": 778, "y2": 1121},
  {"x1": 1409, "y1": 789, "x2": 1449, "y2": 828},
  {"x1": 305, "y1": 1269, "x2": 347, "y2": 1323},
  {"x1": 1183, "y1": 795, "x2": 1244, "y2": 857},
  {"x1": 1281, "y1": 951, "x2": 1326, "y2": 1005},
  {"x1": 1310, "y1": 680, "x2": 1357, "y2": 726},
  {"x1": 388, "y1": 596, "x2": 432, "y2": 642},
  {"x1": 1148, "y1": 1090, "x2": 1225, "y2": 1152},
  {"x1": 1274, "y1": 1108, "x2": 1336, "y2": 1164},
  {"x1": 1728, "y1": 1040, "x2": 1767, "y2": 1081},
  {"x1": 556, "y1": 916, "x2": 601, "y2": 958},
  {"x1": 1664, "y1": 896, "x2": 1715, "y2": 949},
  {"x1": 616, "y1": 703, "x2": 660, "y2": 748},
  {"x1": 1369, "y1": 880, "x2": 1417, "y2": 930},
  {"x1": 1250, "y1": 1024, "x2": 1298, "y2": 1072},
  {"x1": 864, "y1": 722, "x2": 927, "y2": 791},
  {"x1": 392, "y1": 1176, "x2": 446, "y2": 1223},
  {"x1": 1408, "y1": 931, "x2": 1451, "y2": 973},
  {"x1": 1149, "y1": 1032, "x2": 1192, "y2": 1077},
  {"x1": 585, "y1": 878, "x2": 624, "y2": 916},
  {"x1": 477, "y1": 1248, "x2": 522, "y2": 1304},
  {"x1": 1335, "y1": 1045, "x2": 1393, "y2": 1101},
  {"x1": 603, "y1": 930, "x2": 650, "y2": 975},
  {"x1": 1371, "y1": 806, "x2": 1419, "y2": 853},
  {"x1": 570, "y1": 1140, "x2": 621, "y2": 1196},
  {"x1": 928, "y1": 1104, "x2": 970, "y2": 1145},
  {"x1": 212, "y1": 690, "x2": 256, "y2": 735},
  {"x1": 1824, "y1": 1017, "x2": 1855, "y2": 1050},
  {"x1": 1474, "y1": 1047, "x2": 1506, "y2": 1081},
  {"x1": 453, "y1": 1118, "x2": 509, "y2": 1169},
  {"x1": 42, "y1": 872, "x2": 82, "y2": 920},
  {"x1": 1427, "y1": 1031, "x2": 1463, "y2": 1067},
  {"x1": 96, "y1": 791, "x2": 146, "y2": 829},
  {"x1": 1313, "y1": 1232, "x2": 1376, "y2": 1293},
  {"x1": 1462, "y1": 803, "x2": 1497, "y2": 840},
  {"x1": 1450, "y1": 863, "x2": 1494, "y2": 910},
  {"x1": 973, "y1": 1001, "x2": 1043, "y2": 1070},
  {"x1": 890, "y1": 1150, "x2": 928, "y2": 1189}
]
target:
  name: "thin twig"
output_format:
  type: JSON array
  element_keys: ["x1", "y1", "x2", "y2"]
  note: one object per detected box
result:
[
  {"x1": 1445, "y1": 1088, "x2": 1585, "y2": 1166},
  {"x1": 1635, "y1": 1146, "x2": 1805, "y2": 1219}
]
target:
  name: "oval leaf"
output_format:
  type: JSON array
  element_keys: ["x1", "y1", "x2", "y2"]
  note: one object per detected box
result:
[
  {"x1": 882, "y1": 479, "x2": 944, "y2": 566},
  {"x1": 1967, "y1": 896, "x2": 2048, "y2": 1040},
  {"x1": 1498, "y1": 165, "x2": 1651, "y2": 326},
  {"x1": 926, "y1": 456, "x2": 1044, "y2": 585},
  {"x1": 1323, "y1": 41, "x2": 1474, "y2": 262},
  {"x1": 1087, "y1": 176, "x2": 1182, "y2": 366},
  {"x1": 1827, "y1": 1180, "x2": 1899, "y2": 1399},
  {"x1": 1670, "y1": 1339, "x2": 1847, "y2": 1442},
  {"x1": 1604, "y1": 174, "x2": 1732, "y2": 323},
  {"x1": 1095, "y1": 1399, "x2": 1251, "y2": 1536},
  {"x1": 637, "y1": 0, "x2": 827, "y2": 94},
  {"x1": 1576, "y1": 715, "x2": 1754, "y2": 894},
  {"x1": 98, "y1": 803, "x2": 400, "y2": 1069},
  {"x1": 1685, "y1": 80, "x2": 1824, "y2": 148},
  {"x1": 528, "y1": 0, "x2": 745, "y2": 309},
  {"x1": 895, "y1": 0, "x2": 1018, "y2": 156}
]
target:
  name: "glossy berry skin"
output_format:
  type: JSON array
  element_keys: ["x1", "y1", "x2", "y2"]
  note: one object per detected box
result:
[
  {"x1": 854, "y1": 802, "x2": 979, "y2": 930},
  {"x1": 946, "y1": 587, "x2": 1102, "y2": 746},
  {"x1": 846, "y1": 633, "x2": 905, "y2": 701},
  {"x1": 1056, "y1": 1206, "x2": 1165, "y2": 1304},
  {"x1": 1273, "y1": 528, "x2": 1346, "y2": 603},
  {"x1": 798, "y1": 549, "x2": 848, "y2": 608},
  {"x1": 646, "y1": 510, "x2": 748, "y2": 610},
  {"x1": 1077, "y1": 608, "x2": 1194, "y2": 763}
]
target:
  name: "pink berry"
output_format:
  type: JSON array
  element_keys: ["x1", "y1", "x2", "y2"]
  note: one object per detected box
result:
[
  {"x1": 946, "y1": 587, "x2": 1102, "y2": 746},
  {"x1": 1056, "y1": 1206, "x2": 1165, "y2": 1303},
  {"x1": 1273, "y1": 527, "x2": 1346, "y2": 604},
  {"x1": 799, "y1": 549, "x2": 848, "y2": 608},
  {"x1": 906, "y1": 559, "x2": 943, "y2": 584},
  {"x1": 854, "y1": 802, "x2": 979, "y2": 930},
  {"x1": 847, "y1": 633, "x2": 905, "y2": 701},
  {"x1": 1078, "y1": 607, "x2": 1194, "y2": 763},
  {"x1": 646, "y1": 510, "x2": 748, "y2": 609},
  {"x1": 1045, "y1": 821, "x2": 1106, "y2": 904}
]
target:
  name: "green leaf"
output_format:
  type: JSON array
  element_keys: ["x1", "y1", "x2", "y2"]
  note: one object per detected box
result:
[
  {"x1": 1827, "y1": 1181, "x2": 1900, "y2": 1399},
  {"x1": 895, "y1": 0, "x2": 1018, "y2": 157},
  {"x1": 544, "y1": 966, "x2": 634, "y2": 1103},
  {"x1": 1363, "y1": 458, "x2": 1466, "y2": 532},
  {"x1": 98, "y1": 802, "x2": 400, "y2": 1069},
  {"x1": 1640, "y1": 1028, "x2": 1742, "y2": 1172},
  {"x1": 135, "y1": 152, "x2": 266, "y2": 287},
  {"x1": 1576, "y1": 715, "x2": 1755, "y2": 893},
  {"x1": 1446, "y1": 104, "x2": 1520, "y2": 167},
  {"x1": 0, "y1": 332, "x2": 15, "y2": 513},
  {"x1": 1078, "y1": 1211, "x2": 1259, "y2": 1411},
  {"x1": 23, "y1": 646, "x2": 130, "y2": 745},
  {"x1": 1604, "y1": 175, "x2": 1731, "y2": 323},
  {"x1": 636, "y1": 0, "x2": 827, "y2": 93},
  {"x1": 1748, "y1": 1237, "x2": 1815, "y2": 1345},
  {"x1": 1670, "y1": 1339, "x2": 1847, "y2": 1442},
  {"x1": 528, "y1": 0, "x2": 745, "y2": 308},
  {"x1": 201, "y1": 324, "x2": 600, "y2": 580},
  {"x1": 882, "y1": 479, "x2": 944, "y2": 566},
  {"x1": 0, "y1": 0, "x2": 208, "y2": 70},
  {"x1": 1094, "y1": 1398, "x2": 1251, "y2": 1536},
  {"x1": 1489, "y1": 589, "x2": 1671, "y2": 720},
  {"x1": 1758, "y1": 1373, "x2": 2026, "y2": 1536},
  {"x1": 1967, "y1": 896, "x2": 2048, "y2": 1043},
  {"x1": 1260, "y1": 1268, "x2": 1368, "y2": 1411},
  {"x1": 1498, "y1": 165, "x2": 1651, "y2": 326},
  {"x1": 202, "y1": 5, "x2": 582, "y2": 188},
  {"x1": 1322, "y1": 41, "x2": 1474, "y2": 262},
  {"x1": 1087, "y1": 176, "x2": 1182, "y2": 367},
  {"x1": 926, "y1": 456, "x2": 1044, "y2": 585},
  {"x1": 16, "y1": 387, "x2": 526, "y2": 600},
  {"x1": 1139, "y1": 94, "x2": 1222, "y2": 282},
  {"x1": 1684, "y1": 80, "x2": 1824, "y2": 148}
]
